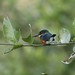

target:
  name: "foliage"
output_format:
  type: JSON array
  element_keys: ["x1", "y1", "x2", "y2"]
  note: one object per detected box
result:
[
  {"x1": 59, "y1": 28, "x2": 71, "y2": 43},
  {"x1": 0, "y1": 0, "x2": 75, "y2": 75},
  {"x1": 22, "y1": 24, "x2": 33, "y2": 44},
  {"x1": 3, "y1": 17, "x2": 33, "y2": 53},
  {"x1": 2, "y1": 16, "x2": 75, "y2": 64}
]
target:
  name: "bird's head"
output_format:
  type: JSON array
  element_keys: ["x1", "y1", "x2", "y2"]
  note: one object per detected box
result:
[{"x1": 33, "y1": 29, "x2": 49, "y2": 37}]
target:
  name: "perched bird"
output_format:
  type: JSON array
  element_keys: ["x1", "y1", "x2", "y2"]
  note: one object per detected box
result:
[{"x1": 33, "y1": 29, "x2": 56, "y2": 45}]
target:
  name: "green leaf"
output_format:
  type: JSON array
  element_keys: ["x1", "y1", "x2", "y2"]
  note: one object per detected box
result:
[
  {"x1": 61, "y1": 59, "x2": 73, "y2": 64},
  {"x1": 14, "y1": 29, "x2": 21, "y2": 42},
  {"x1": 69, "y1": 52, "x2": 75, "y2": 59},
  {"x1": 59, "y1": 28, "x2": 71, "y2": 43},
  {"x1": 22, "y1": 34, "x2": 32, "y2": 43},
  {"x1": 3, "y1": 17, "x2": 21, "y2": 43},
  {"x1": 22, "y1": 24, "x2": 33, "y2": 43},
  {"x1": 61, "y1": 52, "x2": 75, "y2": 64},
  {"x1": 3, "y1": 17, "x2": 16, "y2": 43},
  {"x1": 4, "y1": 43, "x2": 23, "y2": 54}
]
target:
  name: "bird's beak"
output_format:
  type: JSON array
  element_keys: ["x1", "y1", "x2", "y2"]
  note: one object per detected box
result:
[{"x1": 33, "y1": 34, "x2": 39, "y2": 37}]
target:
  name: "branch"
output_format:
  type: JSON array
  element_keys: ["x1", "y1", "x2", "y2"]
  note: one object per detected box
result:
[
  {"x1": 0, "y1": 42, "x2": 75, "y2": 47},
  {"x1": 2, "y1": 42, "x2": 75, "y2": 54}
]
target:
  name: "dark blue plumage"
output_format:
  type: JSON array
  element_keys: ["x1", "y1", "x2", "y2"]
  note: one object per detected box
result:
[
  {"x1": 33, "y1": 29, "x2": 56, "y2": 44},
  {"x1": 40, "y1": 33, "x2": 52, "y2": 41}
]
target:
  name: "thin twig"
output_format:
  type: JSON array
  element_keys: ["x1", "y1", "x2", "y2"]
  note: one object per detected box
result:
[
  {"x1": 0, "y1": 42, "x2": 75, "y2": 47},
  {"x1": 2, "y1": 42, "x2": 75, "y2": 54}
]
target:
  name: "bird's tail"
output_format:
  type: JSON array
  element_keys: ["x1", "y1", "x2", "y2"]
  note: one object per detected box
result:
[{"x1": 51, "y1": 34, "x2": 56, "y2": 37}]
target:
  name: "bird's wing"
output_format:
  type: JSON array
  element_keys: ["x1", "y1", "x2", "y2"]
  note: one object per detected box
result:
[{"x1": 40, "y1": 33, "x2": 52, "y2": 41}]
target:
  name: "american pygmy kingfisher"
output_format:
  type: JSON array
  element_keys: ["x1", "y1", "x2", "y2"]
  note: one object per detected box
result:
[{"x1": 33, "y1": 29, "x2": 56, "y2": 45}]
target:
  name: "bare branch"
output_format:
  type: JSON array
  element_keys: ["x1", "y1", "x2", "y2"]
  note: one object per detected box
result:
[{"x1": 0, "y1": 42, "x2": 75, "y2": 47}]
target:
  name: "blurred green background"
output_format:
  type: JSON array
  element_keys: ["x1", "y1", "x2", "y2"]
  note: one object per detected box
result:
[{"x1": 0, "y1": 0, "x2": 75, "y2": 75}]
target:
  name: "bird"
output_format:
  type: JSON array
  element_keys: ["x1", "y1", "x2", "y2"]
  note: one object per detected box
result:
[{"x1": 33, "y1": 29, "x2": 56, "y2": 45}]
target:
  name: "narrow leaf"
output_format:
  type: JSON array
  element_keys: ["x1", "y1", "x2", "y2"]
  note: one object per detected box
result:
[
  {"x1": 4, "y1": 43, "x2": 23, "y2": 54},
  {"x1": 69, "y1": 52, "x2": 75, "y2": 59},
  {"x1": 3, "y1": 17, "x2": 16, "y2": 43},
  {"x1": 61, "y1": 52, "x2": 75, "y2": 64},
  {"x1": 14, "y1": 29, "x2": 21, "y2": 42},
  {"x1": 22, "y1": 24, "x2": 33, "y2": 43},
  {"x1": 22, "y1": 34, "x2": 32, "y2": 43},
  {"x1": 61, "y1": 59, "x2": 73, "y2": 64},
  {"x1": 59, "y1": 28, "x2": 71, "y2": 43}
]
